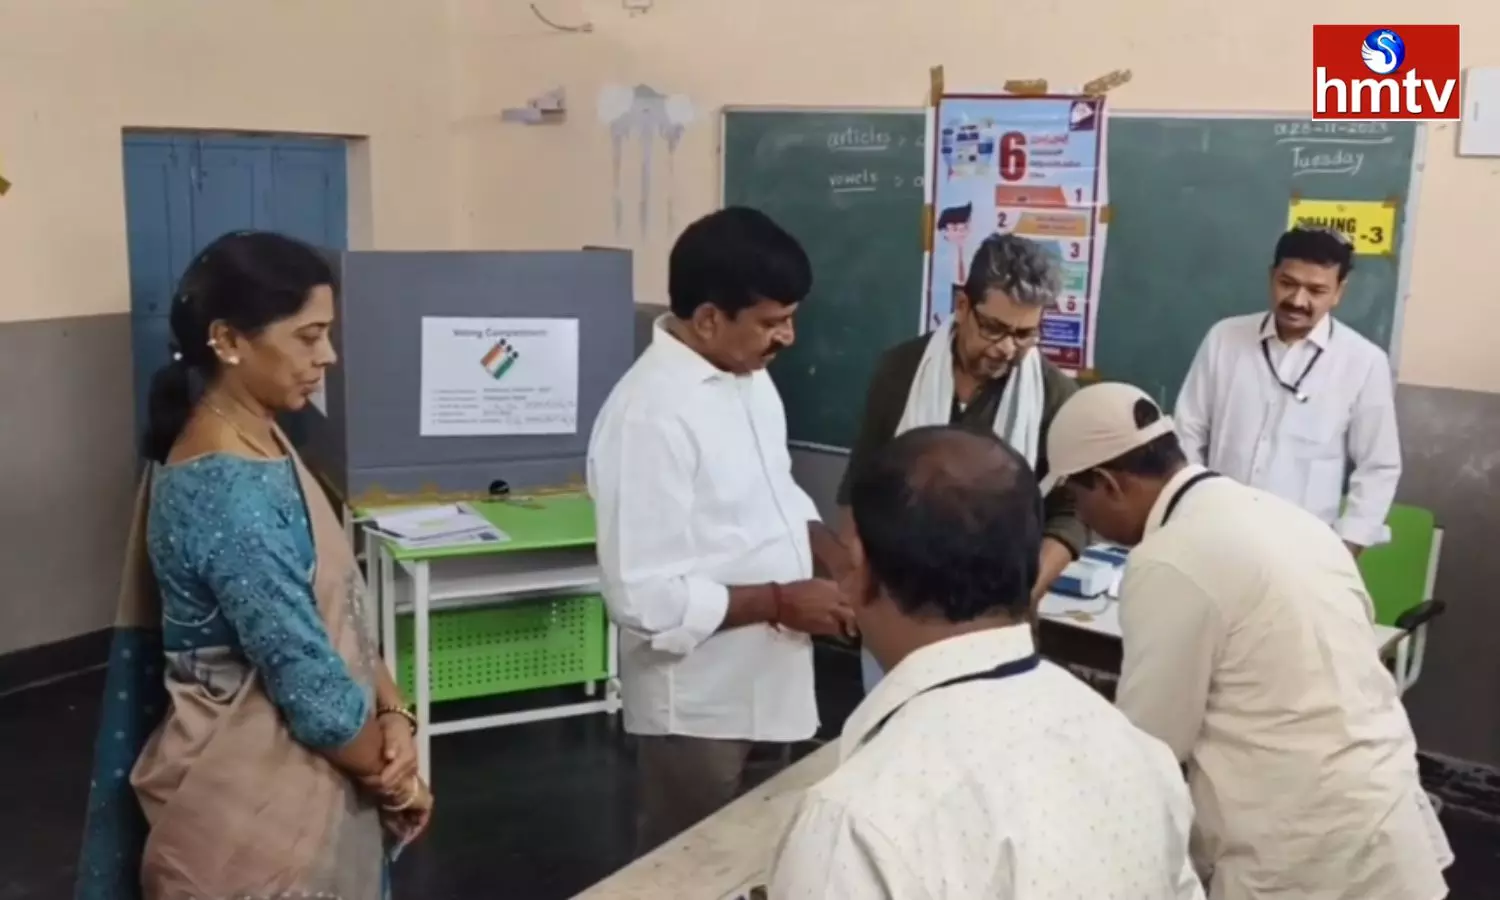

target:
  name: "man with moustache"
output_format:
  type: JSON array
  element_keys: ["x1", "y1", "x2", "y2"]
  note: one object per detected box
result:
[
  {"x1": 1175, "y1": 226, "x2": 1401, "y2": 556},
  {"x1": 839, "y1": 232, "x2": 1086, "y2": 691},
  {"x1": 588, "y1": 207, "x2": 853, "y2": 852}
]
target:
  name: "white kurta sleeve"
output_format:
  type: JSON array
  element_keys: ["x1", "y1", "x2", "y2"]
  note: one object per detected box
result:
[
  {"x1": 1337, "y1": 353, "x2": 1401, "y2": 547},
  {"x1": 588, "y1": 412, "x2": 730, "y2": 656},
  {"x1": 1116, "y1": 560, "x2": 1224, "y2": 762},
  {"x1": 1174, "y1": 329, "x2": 1218, "y2": 467}
]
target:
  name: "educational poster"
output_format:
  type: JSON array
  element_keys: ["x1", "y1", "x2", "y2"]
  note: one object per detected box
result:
[
  {"x1": 418, "y1": 316, "x2": 579, "y2": 437},
  {"x1": 924, "y1": 94, "x2": 1108, "y2": 372}
]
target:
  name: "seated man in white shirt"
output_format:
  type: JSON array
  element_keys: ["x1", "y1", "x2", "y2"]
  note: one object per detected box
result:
[
  {"x1": 770, "y1": 425, "x2": 1202, "y2": 900},
  {"x1": 588, "y1": 207, "x2": 854, "y2": 853},
  {"x1": 1041, "y1": 382, "x2": 1452, "y2": 900},
  {"x1": 1174, "y1": 226, "x2": 1401, "y2": 556}
]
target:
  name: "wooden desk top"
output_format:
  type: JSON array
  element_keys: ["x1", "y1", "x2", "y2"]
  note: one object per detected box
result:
[{"x1": 574, "y1": 743, "x2": 839, "y2": 899}]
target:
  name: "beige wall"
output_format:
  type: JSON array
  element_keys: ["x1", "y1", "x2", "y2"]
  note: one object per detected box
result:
[
  {"x1": 3, "y1": 0, "x2": 1499, "y2": 760},
  {"x1": 5, "y1": 0, "x2": 1490, "y2": 364},
  {"x1": 454, "y1": 0, "x2": 1495, "y2": 394},
  {"x1": 0, "y1": 0, "x2": 460, "y2": 324},
  {"x1": 0, "y1": 0, "x2": 463, "y2": 655}
]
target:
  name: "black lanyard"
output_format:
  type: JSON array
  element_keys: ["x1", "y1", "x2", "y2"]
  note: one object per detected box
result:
[
  {"x1": 869, "y1": 653, "x2": 1041, "y2": 741},
  {"x1": 1259, "y1": 313, "x2": 1332, "y2": 404},
  {"x1": 1161, "y1": 470, "x2": 1220, "y2": 525}
]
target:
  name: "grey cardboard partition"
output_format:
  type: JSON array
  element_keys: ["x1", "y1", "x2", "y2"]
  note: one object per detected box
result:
[{"x1": 302, "y1": 249, "x2": 634, "y2": 505}]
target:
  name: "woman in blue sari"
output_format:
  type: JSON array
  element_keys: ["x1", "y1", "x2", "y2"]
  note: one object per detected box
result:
[{"x1": 76, "y1": 231, "x2": 433, "y2": 899}]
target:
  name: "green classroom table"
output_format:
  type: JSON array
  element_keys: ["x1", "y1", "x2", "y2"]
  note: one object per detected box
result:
[{"x1": 359, "y1": 493, "x2": 619, "y2": 783}]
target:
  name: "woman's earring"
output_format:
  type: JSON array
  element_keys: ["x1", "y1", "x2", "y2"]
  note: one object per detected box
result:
[{"x1": 206, "y1": 338, "x2": 239, "y2": 365}]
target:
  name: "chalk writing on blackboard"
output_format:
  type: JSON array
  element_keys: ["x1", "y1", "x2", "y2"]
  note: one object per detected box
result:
[
  {"x1": 830, "y1": 170, "x2": 879, "y2": 193},
  {"x1": 1273, "y1": 121, "x2": 1391, "y2": 138},
  {"x1": 1290, "y1": 146, "x2": 1365, "y2": 177},
  {"x1": 1272, "y1": 120, "x2": 1400, "y2": 178},
  {"x1": 828, "y1": 127, "x2": 892, "y2": 151}
]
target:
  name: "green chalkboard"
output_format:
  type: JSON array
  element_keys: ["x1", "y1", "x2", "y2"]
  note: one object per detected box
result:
[
  {"x1": 721, "y1": 109, "x2": 1421, "y2": 445},
  {"x1": 1095, "y1": 116, "x2": 1420, "y2": 407},
  {"x1": 722, "y1": 108, "x2": 927, "y2": 450}
]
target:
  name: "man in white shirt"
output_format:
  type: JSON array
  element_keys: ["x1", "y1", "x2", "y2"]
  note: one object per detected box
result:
[
  {"x1": 1041, "y1": 382, "x2": 1452, "y2": 900},
  {"x1": 588, "y1": 207, "x2": 854, "y2": 853},
  {"x1": 771, "y1": 426, "x2": 1202, "y2": 900},
  {"x1": 1174, "y1": 226, "x2": 1401, "y2": 555}
]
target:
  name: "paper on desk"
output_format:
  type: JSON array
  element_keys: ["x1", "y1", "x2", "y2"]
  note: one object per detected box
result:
[
  {"x1": 1038, "y1": 592, "x2": 1112, "y2": 618},
  {"x1": 1038, "y1": 562, "x2": 1121, "y2": 616},
  {"x1": 369, "y1": 504, "x2": 510, "y2": 551}
]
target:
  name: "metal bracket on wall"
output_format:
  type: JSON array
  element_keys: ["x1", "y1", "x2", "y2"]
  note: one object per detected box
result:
[{"x1": 501, "y1": 87, "x2": 567, "y2": 125}]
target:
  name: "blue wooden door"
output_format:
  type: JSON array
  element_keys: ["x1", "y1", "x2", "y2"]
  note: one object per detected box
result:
[
  {"x1": 268, "y1": 144, "x2": 349, "y2": 248},
  {"x1": 123, "y1": 134, "x2": 348, "y2": 445}
]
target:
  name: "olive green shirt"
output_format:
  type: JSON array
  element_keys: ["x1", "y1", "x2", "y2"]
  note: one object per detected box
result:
[{"x1": 837, "y1": 336, "x2": 1088, "y2": 557}]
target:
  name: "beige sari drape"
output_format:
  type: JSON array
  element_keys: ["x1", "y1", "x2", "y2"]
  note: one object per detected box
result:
[{"x1": 120, "y1": 437, "x2": 386, "y2": 900}]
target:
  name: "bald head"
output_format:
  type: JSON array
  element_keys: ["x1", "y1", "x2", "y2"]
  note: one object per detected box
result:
[{"x1": 849, "y1": 426, "x2": 1042, "y2": 622}]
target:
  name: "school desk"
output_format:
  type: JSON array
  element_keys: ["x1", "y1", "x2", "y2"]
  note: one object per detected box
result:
[
  {"x1": 362, "y1": 493, "x2": 621, "y2": 783},
  {"x1": 1039, "y1": 587, "x2": 1407, "y2": 688}
]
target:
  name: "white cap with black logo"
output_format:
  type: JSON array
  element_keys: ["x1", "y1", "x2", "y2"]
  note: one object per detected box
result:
[{"x1": 1038, "y1": 382, "x2": 1176, "y2": 496}]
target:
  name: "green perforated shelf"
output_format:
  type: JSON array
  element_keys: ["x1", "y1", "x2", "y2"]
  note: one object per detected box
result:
[{"x1": 395, "y1": 594, "x2": 609, "y2": 702}]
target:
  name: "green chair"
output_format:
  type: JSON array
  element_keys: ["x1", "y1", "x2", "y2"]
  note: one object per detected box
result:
[{"x1": 1357, "y1": 504, "x2": 1446, "y2": 694}]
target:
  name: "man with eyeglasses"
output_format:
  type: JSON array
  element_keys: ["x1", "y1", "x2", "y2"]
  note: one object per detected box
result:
[
  {"x1": 1175, "y1": 226, "x2": 1401, "y2": 557},
  {"x1": 839, "y1": 232, "x2": 1085, "y2": 691}
]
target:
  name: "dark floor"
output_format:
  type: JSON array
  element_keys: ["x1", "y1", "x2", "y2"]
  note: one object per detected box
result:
[{"x1": 3, "y1": 645, "x2": 1498, "y2": 899}]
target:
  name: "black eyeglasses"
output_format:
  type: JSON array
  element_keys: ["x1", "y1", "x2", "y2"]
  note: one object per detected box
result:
[{"x1": 967, "y1": 305, "x2": 1040, "y2": 347}]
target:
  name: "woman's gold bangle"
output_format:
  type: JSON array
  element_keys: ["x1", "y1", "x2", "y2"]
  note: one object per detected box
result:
[{"x1": 376, "y1": 704, "x2": 419, "y2": 734}]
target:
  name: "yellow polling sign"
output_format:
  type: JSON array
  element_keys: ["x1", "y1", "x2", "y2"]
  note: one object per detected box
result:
[{"x1": 1287, "y1": 198, "x2": 1396, "y2": 256}]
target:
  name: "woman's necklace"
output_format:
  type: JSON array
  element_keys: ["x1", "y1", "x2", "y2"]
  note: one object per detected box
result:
[{"x1": 204, "y1": 399, "x2": 281, "y2": 459}]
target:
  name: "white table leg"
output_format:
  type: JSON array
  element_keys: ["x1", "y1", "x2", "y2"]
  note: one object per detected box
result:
[
  {"x1": 360, "y1": 524, "x2": 378, "y2": 627},
  {"x1": 379, "y1": 544, "x2": 397, "y2": 676},
  {"x1": 414, "y1": 560, "x2": 433, "y2": 784},
  {"x1": 1408, "y1": 625, "x2": 1429, "y2": 688},
  {"x1": 605, "y1": 620, "x2": 621, "y2": 714},
  {"x1": 1394, "y1": 634, "x2": 1413, "y2": 695}
]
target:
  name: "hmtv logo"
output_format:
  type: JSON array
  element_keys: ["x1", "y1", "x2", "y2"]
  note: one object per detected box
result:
[{"x1": 1313, "y1": 25, "x2": 1461, "y2": 121}]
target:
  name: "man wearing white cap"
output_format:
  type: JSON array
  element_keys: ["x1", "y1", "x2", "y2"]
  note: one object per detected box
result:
[{"x1": 1039, "y1": 382, "x2": 1451, "y2": 900}]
